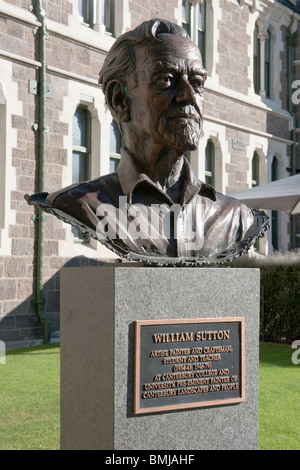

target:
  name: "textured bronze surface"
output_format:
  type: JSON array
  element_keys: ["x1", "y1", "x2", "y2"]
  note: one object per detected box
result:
[{"x1": 25, "y1": 19, "x2": 269, "y2": 266}]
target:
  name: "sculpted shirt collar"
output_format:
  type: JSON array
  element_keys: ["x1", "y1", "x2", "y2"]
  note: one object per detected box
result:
[{"x1": 117, "y1": 147, "x2": 216, "y2": 204}]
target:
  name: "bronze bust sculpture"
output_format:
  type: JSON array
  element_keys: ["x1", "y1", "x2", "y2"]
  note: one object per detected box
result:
[{"x1": 26, "y1": 19, "x2": 268, "y2": 266}]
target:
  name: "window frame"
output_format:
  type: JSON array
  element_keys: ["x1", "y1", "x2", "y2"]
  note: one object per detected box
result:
[
  {"x1": 251, "y1": 151, "x2": 260, "y2": 250},
  {"x1": 78, "y1": 0, "x2": 116, "y2": 37},
  {"x1": 78, "y1": 0, "x2": 94, "y2": 27},
  {"x1": 204, "y1": 138, "x2": 215, "y2": 187},
  {"x1": 101, "y1": 0, "x2": 115, "y2": 36},
  {"x1": 182, "y1": 0, "x2": 192, "y2": 36},
  {"x1": 72, "y1": 105, "x2": 91, "y2": 242},
  {"x1": 251, "y1": 151, "x2": 260, "y2": 187},
  {"x1": 271, "y1": 156, "x2": 279, "y2": 251},
  {"x1": 109, "y1": 120, "x2": 124, "y2": 173},
  {"x1": 253, "y1": 23, "x2": 261, "y2": 95},
  {"x1": 264, "y1": 28, "x2": 271, "y2": 99},
  {"x1": 182, "y1": 0, "x2": 206, "y2": 67},
  {"x1": 197, "y1": 0, "x2": 206, "y2": 67}
]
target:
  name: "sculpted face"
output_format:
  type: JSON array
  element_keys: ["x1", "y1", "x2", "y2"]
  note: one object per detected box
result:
[{"x1": 127, "y1": 34, "x2": 206, "y2": 154}]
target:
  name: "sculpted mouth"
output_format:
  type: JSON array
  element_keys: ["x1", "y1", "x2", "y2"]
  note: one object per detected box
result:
[
  {"x1": 166, "y1": 113, "x2": 200, "y2": 124},
  {"x1": 173, "y1": 114, "x2": 199, "y2": 121},
  {"x1": 165, "y1": 108, "x2": 200, "y2": 123}
]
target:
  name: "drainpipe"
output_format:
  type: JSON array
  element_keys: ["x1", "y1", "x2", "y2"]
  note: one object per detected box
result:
[
  {"x1": 287, "y1": 15, "x2": 297, "y2": 250},
  {"x1": 30, "y1": 0, "x2": 50, "y2": 343}
]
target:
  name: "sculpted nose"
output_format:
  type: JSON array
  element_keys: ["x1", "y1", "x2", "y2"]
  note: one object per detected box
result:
[{"x1": 175, "y1": 77, "x2": 196, "y2": 104}]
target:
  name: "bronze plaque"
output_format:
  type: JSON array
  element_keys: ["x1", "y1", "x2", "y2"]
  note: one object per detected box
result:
[{"x1": 134, "y1": 318, "x2": 245, "y2": 414}]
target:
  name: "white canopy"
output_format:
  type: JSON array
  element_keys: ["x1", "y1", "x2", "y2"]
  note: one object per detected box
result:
[{"x1": 229, "y1": 174, "x2": 300, "y2": 215}]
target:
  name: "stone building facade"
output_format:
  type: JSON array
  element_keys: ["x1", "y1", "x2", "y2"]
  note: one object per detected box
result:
[{"x1": 0, "y1": 0, "x2": 299, "y2": 345}]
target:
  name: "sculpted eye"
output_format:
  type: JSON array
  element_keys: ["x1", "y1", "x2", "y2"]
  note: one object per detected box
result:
[
  {"x1": 190, "y1": 77, "x2": 205, "y2": 91},
  {"x1": 155, "y1": 74, "x2": 174, "y2": 89}
]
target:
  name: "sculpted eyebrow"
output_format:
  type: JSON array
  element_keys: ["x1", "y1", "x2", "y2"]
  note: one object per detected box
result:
[
  {"x1": 152, "y1": 60, "x2": 181, "y2": 74},
  {"x1": 152, "y1": 61, "x2": 207, "y2": 77},
  {"x1": 189, "y1": 64, "x2": 207, "y2": 76},
  {"x1": 193, "y1": 67, "x2": 207, "y2": 75}
]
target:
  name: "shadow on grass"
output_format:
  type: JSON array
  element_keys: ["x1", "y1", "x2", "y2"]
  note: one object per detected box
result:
[
  {"x1": 259, "y1": 342, "x2": 297, "y2": 369},
  {"x1": 6, "y1": 343, "x2": 60, "y2": 356}
]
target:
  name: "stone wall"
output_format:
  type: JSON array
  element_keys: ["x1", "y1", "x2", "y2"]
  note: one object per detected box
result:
[
  {"x1": 0, "y1": 0, "x2": 108, "y2": 343},
  {"x1": 0, "y1": 0, "x2": 299, "y2": 345},
  {"x1": 217, "y1": 0, "x2": 251, "y2": 95}
]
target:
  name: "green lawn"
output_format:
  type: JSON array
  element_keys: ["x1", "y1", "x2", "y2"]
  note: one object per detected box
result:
[
  {"x1": 259, "y1": 342, "x2": 300, "y2": 450},
  {"x1": 0, "y1": 344, "x2": 60, "y2": 450},
  {"x1": 0, "y1": 342, "x2": 299, "y2": 450}
]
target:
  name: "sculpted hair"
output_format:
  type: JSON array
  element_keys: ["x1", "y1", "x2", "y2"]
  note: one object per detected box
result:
[{"x1": 98, "y1": 18, "x2": 190, "y2": 94}]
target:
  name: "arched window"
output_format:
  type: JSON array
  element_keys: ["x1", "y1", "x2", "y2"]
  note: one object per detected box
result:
[
  {"x1": 205, "y1": 139, "x2": 215, "y2": 186},
  {"x1": 72, "y1": 105, "x2": 91, "y2": 240},
  {"x1": 271, "y1": 156, "x2": 279, "y2": 251},
  {"x1": 252, "y1": 151, "x2": 260, "y2": 187}
]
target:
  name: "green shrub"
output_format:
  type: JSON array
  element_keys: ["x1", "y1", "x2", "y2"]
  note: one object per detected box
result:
[{"x1": 227, "y1": 251, "x2": 300, "y2": 342}]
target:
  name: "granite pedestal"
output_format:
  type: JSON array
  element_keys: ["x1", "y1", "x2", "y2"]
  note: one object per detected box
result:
[{"x1": 60, "y1": 266, "x2": 260, "y2": 450}]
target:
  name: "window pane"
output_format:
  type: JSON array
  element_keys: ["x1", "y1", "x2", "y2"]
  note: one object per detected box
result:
[
  {"x1": 110, "y1": 121, "x2": 122, "y2": 171},
  {"x1": 254, "y1": 24, "x2": 260, "y2": 94},
  {"x1": 78, "y1": 0, "x2": 92, "y2": 25},
  {"x1": 182, "y1": 0, "x2": 188, "y2": 23},
  {"x1": 72, "y1": 152, "x2": 89, "y2": 240},
  {"x1": 205, "y1": 140, "x2": 213, "y2": 172},
  {"x1": 271, "y1": 157, "x2": 278, "y2": 250},
  {"x1": 182, "y1": 0, "x2": 190, "y2": 35},
  {"x1": 110, "y1": 120, "x2": 121, "y2": 154},
  {"x1": 205, "y1": 140, "x2": 215, "y2": 185},
  {"x1": 102, "y1": 0, "x2": 114, "y2": 34},
  {"x1": 72, "y1": 152, "x2": 87, "y2": 184},
  {"x1": 110, "y1": 157, "x2": 120, "y2": 173},
  {"x1": 198, "y1": 31, "x2": 204, "y2": 56},
  {"x1": 78, "y1": 0, "x2": 85, "y2": 19},
  {"x1": 265, "y1": 63, "x2": 270, "y2": 97},
  {"x1": 72, "y1": 106, "x2": 90, "y2": 241},
  {"x1": 252, "y1": 152, "x2": 259, "y2": 187},
  {"x1": 271, "y1": 156, "x2": 278, "y2": 182},
  {"x1": 264, "y1": 30, "x2": 271, "y2": 97},
  {"x1": 265, "y1": 31, "x2": 270, "y2": 62},
  {"x1": 198, "y1": 3, "x2": 205, "y2": 32},
  {"x1": 184, "y1": 151, "x2": 191, "y2": 163},
  {"x1": 205, "y1": 154, "x2": 211, "y2": 174},
  {"x1": 73, "y1": 107, "x2": 88, "y2": 147},
  {"x1": 198, "y1": 2, "x2": 206, "y2": 64},
  {"x1": 254, "y1": 24, "x2": 259, "y2": 56}
]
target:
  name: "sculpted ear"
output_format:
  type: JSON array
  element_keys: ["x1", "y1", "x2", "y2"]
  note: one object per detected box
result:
[{"x1": 105, "y1": 80, "x2": 130, "y2": 123}]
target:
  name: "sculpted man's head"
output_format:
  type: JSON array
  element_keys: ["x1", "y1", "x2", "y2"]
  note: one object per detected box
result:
[
  {"x1": 25, "y1": 18, "x2": 269, "y2": 267},
  {"x1": 99, "y1": 19, "x2": 207, "y2": 178}
]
